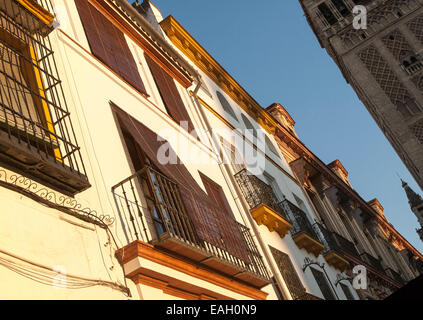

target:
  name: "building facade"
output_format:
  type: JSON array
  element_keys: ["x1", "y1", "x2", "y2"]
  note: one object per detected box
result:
[
  {"x1": 402, "y1": 179, "x2": 423, "y2": 241},
  {"x1": 298, "y1": 0, "x2": 423, "y2": 192},
  {"x1": 0, "y1": 0, "x2": 420, "y2": 300}
]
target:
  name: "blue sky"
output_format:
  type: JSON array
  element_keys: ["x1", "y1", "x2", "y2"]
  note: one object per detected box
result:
[{"x1": 146, "y1": 0, "x2": 423, "y2": 252}]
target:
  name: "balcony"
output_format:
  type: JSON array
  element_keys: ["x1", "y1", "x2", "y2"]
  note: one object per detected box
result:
[
  {"x1": 234, "y1": 169, "x2": 292, "y2": 238},
  {"x1": 113, "y1": 166, "x2": 270, "y2": 288},
  {"x1": 403, "y1": 59, "x2": 423, "y2": 76},
  {"x1": 0, "y1": 0, "x2": 89, "y2": 195},
  {"x1": 385, "y1": 267, "x2": 406, "y2": 286},
  {"x1": 332, "y1": 232, "x2": 360, "y2": 257},
  {"x1": 313, "y1": 223, "x2": 349, "y2": 272},
  {"x1": 279, "y1": 199, "x2": 324, "y2": 257},
  {"x1": 360, "y1": 252, "x2": 385, "y2": 274}
]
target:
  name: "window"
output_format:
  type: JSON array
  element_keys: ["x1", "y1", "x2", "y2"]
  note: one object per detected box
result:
[
  {"x1": 0, "y1": 34, "x2": 50, "y2": 143},
  {"x1": 340, "y1": 283, "x2": 355, "y2": 300},
  {"x1": 352, "y1": 0, "x2": 372, "y2": 5},
  {"x1": 265, "y1": 135, "x2": 279, "y2": 156},
  {"x1": 310, "y1": 267, "x2": 336, "y2": 300},
  {"x1": 220, "y1": 137, "x2": 245, "y2": 174},
  {"x1": 216, "y1": 91, "x2": 238, "y2": 121},
  {"x1": 397, "y1": 98, "x2": 421, "y2": 118},
  {"x1": 241, "y1": 113, "x2": 257, "y2": 139},
  {"x1": 75, "y1": 0, "x2": 146, "y2": 94},
  {"x1": 144, "y1": 54, "x2": 196, "y2": 136},
  {"x1": 0, "y1": 0, "x2": 88, "y2": 194},
  {"x1": 200, "y1": 172, "x2": 235, "y2": 219},
  {"x1": 331, "y1": 0, "x2": 350, "y2": 17},
  {"x1": 318, "y1": 3, "x2": 338, "y2": 25},
  {"x1": 293, "y1": 194, "x2": 309, "y2": 215},
  {"x1": 264, "y1": 173, "x2": 284, "y2": 201},
  {"x1": 270, "y1": 246, "x2": 306, "y2": 300}
]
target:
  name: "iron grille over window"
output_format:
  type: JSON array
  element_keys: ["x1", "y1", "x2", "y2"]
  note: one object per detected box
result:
[
  {"x1": 270, "y1": 246, "x2": 307, "y2": 300},
  {"x1": 340, "y1": 283, "x2": 355, "y2": 300},
  {"x1": 0, "y1": 0, "x2": 89, "y2": 194},
  {"x1": 280, "y1": 199, "x2": 320, "y2": 240},
  {"x1": 310, "y1": 267, "x2": 336, "y2": 300}
]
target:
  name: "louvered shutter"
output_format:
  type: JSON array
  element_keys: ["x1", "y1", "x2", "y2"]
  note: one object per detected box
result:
[
  {"x1": 74, "y1": 0, "x2": 146, "y2": 94},
  {"x1": 144, "y1": 54, "x2": 195, "y2": 135},
  {"x1": 112, "y1": 104, "x2": 249, "y2": 262}
]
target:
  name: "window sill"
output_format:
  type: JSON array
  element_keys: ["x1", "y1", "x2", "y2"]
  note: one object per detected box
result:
[{"x1": 0, "y1": 128, "x2": 90, "y2": 196}]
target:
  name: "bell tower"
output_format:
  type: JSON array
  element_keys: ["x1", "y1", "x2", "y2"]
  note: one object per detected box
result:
[
  {"x1": 299, "y1": 0, "x2": 423, "y2": 191},
  {"x1": 401, "y1": 179, "x2": 423, "y2": 242}
]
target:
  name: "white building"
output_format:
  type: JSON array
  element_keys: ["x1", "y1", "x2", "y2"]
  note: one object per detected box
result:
[{"x1": 0, "y1": 0, "x2": 419, "y2": 300}]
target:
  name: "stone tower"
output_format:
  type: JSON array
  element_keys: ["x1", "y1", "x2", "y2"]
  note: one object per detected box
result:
[
  {"x1": 299, "y1": 0, "x2": 423, "y2": 190},
  {"x1": 402, "y1": 179, "x2": 423, "y2": 241}
]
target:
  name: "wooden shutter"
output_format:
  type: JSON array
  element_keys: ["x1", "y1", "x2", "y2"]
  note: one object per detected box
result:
[
  {"x1": 144, "y1": 54, "x2": 195, "y2": 135},
  {"x1": 113, "y1": 104, "x2": 249, "y2": 262},
  {"x1": 199, "y1": 172, "x2": 249, "y2": 261},
  {"x1": 200, "y1": 172, "x2": 234, "y2": 218},
  {"x1": 74, "y1": 0, "x2": 146, "y2": 94}
]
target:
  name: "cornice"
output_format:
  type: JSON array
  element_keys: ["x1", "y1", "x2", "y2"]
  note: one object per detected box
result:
[
  {"x1": 160, "y1": 15, "x2": 277, "y2": 135},
  {"x1": 91, "y1": 0, "x2": 196, "y2": 88}
]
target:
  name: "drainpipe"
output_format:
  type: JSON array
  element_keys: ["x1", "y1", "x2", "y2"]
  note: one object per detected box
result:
[{"x1": 189, "y1": 75, "x2": 293, "y2": 300}]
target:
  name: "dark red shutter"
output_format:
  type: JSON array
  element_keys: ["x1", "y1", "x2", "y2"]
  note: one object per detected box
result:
[
  {"x1": 112, "y1": 104, "x2": 249, "y2": 262},
  {"x1": 74, "y1": 0, "x2": 146, "y2": 94},
  {"x1": 144, "y1": 54, "x2": 196, "y2": 135},
  {"x1": 199, "y1": 173, "x2": 249, "y2": 262},
  {"x1": 200, "y1": 172, "x2": 234, "y2": 219}
]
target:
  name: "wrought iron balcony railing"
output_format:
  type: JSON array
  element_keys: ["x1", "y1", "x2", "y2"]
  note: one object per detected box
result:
[
  {"x1": 385, "y1": 267, "x2": 406, "y2": 285},
  {"x1": 0, "y1": 0, "x2": 88, "y2": 194},
  {"x1": 404, "y1": 60, "x2": 423, "y2": 75},
  {"x1": 312, "y1": 222, "x2": 349, "y2": 272},
  {"x1": 359, "y1": 252, "x2": 385, "y2": 274},
  {"x1": 280, "y1": 199, "x2": 319, "y2": 239},
  {"x1": 332, "y1": 232, "x2": 360, "y2": 257},
  {"x1": 112, "y1": 166, "x2": 270, "y2": 286},
  {"x1": 234, "y1": 169, "x2": 288, "y2": 220},
  {"x1": 313, "y1": 223, "x2": 342, "y2": 254},
  {"x1": 234, "y1": 169, "x2": 292, "y2": 238}
]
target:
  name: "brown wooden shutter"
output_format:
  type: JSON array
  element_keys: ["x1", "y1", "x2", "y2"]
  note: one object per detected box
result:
[
  {"x1": 200, "y1": 172, "x2": 234, "y2": 219},
  {"x1": 112, "y1": 104, "x2": 249, "y2": 262},
  {"x1": 199, "y1": 172, "x2": 250, "y2": 262},
  {"x1": 74, "y1": 0, "x2": 146, "y2": 94},
  {"x1": 144, "y1": 54, "x2": 195, "y2": 135}
]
